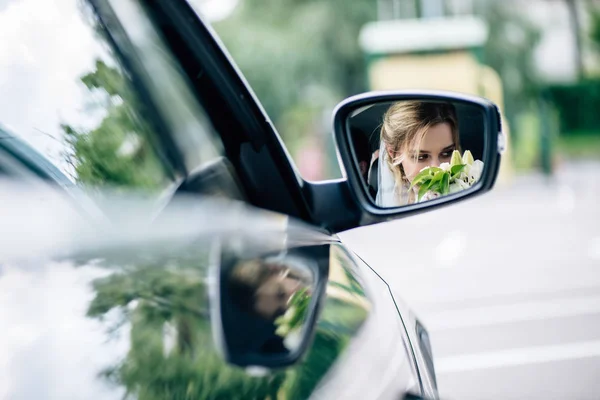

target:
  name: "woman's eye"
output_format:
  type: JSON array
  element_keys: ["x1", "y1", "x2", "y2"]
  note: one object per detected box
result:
[
  {"x1": 417, "y1": 154, "x2": 429, "y2": 161},
  {"x1": 277, "y1": 289, "x2": 286, "y2": 300},
  {"x1": 441, "y1": 152, "x2": 452, "y2": 159}
]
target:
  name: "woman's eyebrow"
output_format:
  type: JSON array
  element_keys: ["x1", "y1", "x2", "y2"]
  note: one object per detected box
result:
[{"x1": 442, "y1": 144, "x2": 456, "y2": 151}]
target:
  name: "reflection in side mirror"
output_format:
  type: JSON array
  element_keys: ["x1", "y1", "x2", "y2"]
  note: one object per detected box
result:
[
  {"x1": 331, "y1": 90, "x2": 505, "y2": 222},
  {"x1": 348, "y1": 99, "x2": 487, "y2": 208},
  {"x1": 211, "y1": 245, "x2": 327, "y2": 369},
  {"x1": 228, "y1": 257, "x2": 313, "y2": 351}
]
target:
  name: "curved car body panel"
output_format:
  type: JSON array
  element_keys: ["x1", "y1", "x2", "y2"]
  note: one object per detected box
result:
[
  {"x1": 0, "y1": 186, "x2": 422, "y2": 399},
  {"x1": 0, "y1": 0, "x2": 438, "y2": 398}
]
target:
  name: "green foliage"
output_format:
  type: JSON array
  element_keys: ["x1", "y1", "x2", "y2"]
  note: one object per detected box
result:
[
  {"x1": 511, "y1": 110, "x2": 541, "y2": 170},
  {"x1": 213, "y1": 0, "x2": 377, "y2": 155},
  {"x1": 547, "y1": 80, "x2": 600, "y2": 134},
  {"x1": 87, "y1": 263, "x2": 287, "y2": 400},
  {"x1": 409, "y1": 167, "x2": 443, "y2": 189},
  {"x1": 62, "y1": 59, "x2": 169, "y2": 190},
  {"x1": 589, "y1": 3, "x2": 600, "y2": 50},
  {"x1": 283, "y1": 330, "x2": 347, "y2": 400},
  {"x1": 440, "y1": 172, "x2": 450, "y2": 195},
  {"x1": 59, "y1": 5, "x2": 379, "y2": 397},
  {"x1": 86, "y1": 259, "x2": 369, "y2": 400},
  {"x1": 107, "y1": 316, "x2": 286, "y2": 400},
  {"x1": 451, "y1": 164, "x2": 466, "y2": 178},
  {"x1": 557, "y1": 131, "x2": 600, "y2": 159},
  {"x1": 417, "y1": 183, "x2": 431, "y2": 201},
  {"x1": 480, "y1": 1, "x2": 542, "y2": 129},
  {"x1": 87, "y1": 266, "x2": 207, "y2": 322},
  {"x1": 410, "y1": 150, "x2": 477, "y2": 200},
  {"x1": 282, "y1": 294, "x2": 367, "y2": 400},
  {"x1": 330, "y1": 249, "x2": 366, "y2": 298},
  {"x1": 275, "y1": 287, "x2": 311, "y2": 337}
]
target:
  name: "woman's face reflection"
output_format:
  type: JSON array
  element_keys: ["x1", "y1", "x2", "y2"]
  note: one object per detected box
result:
[
  {"x1": 228, "y1": 260, "x2": 312, "y2": 321},
  {"x1": 400, "y1": 122, "x2": 455, "y2": 181},
  {"x1": 254, "y1": 270, "x2": 303, "y2": 320}
]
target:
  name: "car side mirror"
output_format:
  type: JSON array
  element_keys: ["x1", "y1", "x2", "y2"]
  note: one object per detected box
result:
[
  {"x1": 332, "y1": 90, "x2": 504, "y2": 225},
  {"x1": 210, "y1": 243, "x2": 328, "y2": 369}
]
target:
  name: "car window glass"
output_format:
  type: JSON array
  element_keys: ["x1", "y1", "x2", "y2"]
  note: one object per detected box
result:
[
  {"x1": 107, "y1": 0, "x2": 225, "y2": 174},
  {"x1": 0, "y1": 1, "x2": 161, "y2": 192},
  {"x1": 0, "y1": 0, "x2": 224, "y2": 203}
]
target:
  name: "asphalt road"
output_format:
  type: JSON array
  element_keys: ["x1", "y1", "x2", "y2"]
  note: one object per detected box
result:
[{"x1": 339, "y1": 161, "x2": 600, "y2": 400}]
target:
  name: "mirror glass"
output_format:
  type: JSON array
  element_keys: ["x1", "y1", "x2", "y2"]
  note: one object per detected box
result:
[
  {"x1": 219, "y1": 252, "x2": 317, "y2": 363},
  {"x1": 348, "y1": 100, "x2": 486, "y2": 208}
]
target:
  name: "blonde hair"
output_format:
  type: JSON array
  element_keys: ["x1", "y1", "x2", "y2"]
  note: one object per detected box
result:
[{"x1": 380, "y1": 101, "x2": 459, "y2": 204}]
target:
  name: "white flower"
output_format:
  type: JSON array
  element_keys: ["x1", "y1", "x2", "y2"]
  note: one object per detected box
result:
[
  {"x1": 460, "y1": 163, "x2": 471, "y2": 180},
  {"x1": 448, "y1": 183, "x2": 463, "y2": 194},
  {"x1": 439, "y1": 162, "x2": 451, "y2": 172},
  {"x1": 419, "y1": 191, "x2": 440, "y2": 202},
  {"x1": 283, "y1": 329, "x2": 303, "y2": 350},
  {"x1": 275, "y1": 324, "x2": 290, "y2": 337},
  {"x1": 454, "y1": 178, "x2": 470, "y2": 189},
  {"x1": 469, "y1": 160, "x2": 484, "y2": 183},
  {"x1": 462, "y1": 150, "x2": 475, "y2": 165},
  {"x1": 284, "y1": 305, "x2": 297, "y2": 317},
  {"x1": 451, "y1": 150, "x2": 463, "y2": 166}
]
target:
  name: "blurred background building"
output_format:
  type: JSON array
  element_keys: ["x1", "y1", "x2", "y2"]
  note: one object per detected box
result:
[
  {"x1": 210, "y1": 0, "x2": 600, "y2": 182},
  {"x1": 206, "y1": 3, "x2": 600, "y2": 399}
]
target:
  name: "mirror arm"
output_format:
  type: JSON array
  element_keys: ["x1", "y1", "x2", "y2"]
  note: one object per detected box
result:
[{"x1": 302, "y1": 179, "x2": 362, "y2": 233}]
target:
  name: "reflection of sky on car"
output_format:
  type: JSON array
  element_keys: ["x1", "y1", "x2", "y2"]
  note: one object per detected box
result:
[
  {"x1": 0, "y1": 184, "x2": 316, "y2": 399},
  {"x1": 0, "y1": 0, "x2": 109, "y2": 177},
  {"x1": 0, "y1": 0, "x2": 232, "y2": 179},
  {"x1": 0, "y1": 261, "x2": 126, "y2": 400}
]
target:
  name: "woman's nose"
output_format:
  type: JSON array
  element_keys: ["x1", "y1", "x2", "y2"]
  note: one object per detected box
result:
[{"x1": 428, "y1": 157, "x2": 440, "y2": 167}]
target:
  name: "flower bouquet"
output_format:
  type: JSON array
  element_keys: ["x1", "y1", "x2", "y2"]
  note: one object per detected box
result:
[
  {"x1": 410, "y1": 150, "x2": 484, "y2": 203},
  {"x1": 274, "y1": 287, "x2": 311, "y2": 350}
]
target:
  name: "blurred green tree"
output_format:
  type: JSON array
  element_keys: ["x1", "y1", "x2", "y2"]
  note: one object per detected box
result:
[
  {"x1": 61, "y1": 60, "x2": 169, "y2": 190},
  {"x1": 213, "y1": 0, "x2": 377, "y2": 156},
  {"x1": 479, "y1": 1, "x2": 542, "y2": 128},
  {"x1": 588, "y1": 1, "x2": 600, "y2": 52},
  {"x1": 84, "y1": 254, "x2": 365, "y2": 400},
  {"x1": 58, "y1": 6, "x2": 372, "y2": 397},
  {"x1": 87, "y1": 262, "x2": 287, "y2": 400}
]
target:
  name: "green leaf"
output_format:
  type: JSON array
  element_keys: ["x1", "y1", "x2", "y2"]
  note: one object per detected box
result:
[
  {"x1": 429, "y1": 182, "x2": 441, "y2": 193},
  {"x1": 431, "y1": 170, "x2": 446, "y2": 184},
  {"x1": 410, "y1": 177, "x2": 429, "y2": 190},
  {"x1": 418, "y1": 182, "x2": 442, "y2": 201},
  {"x1": 417, "y1": 183, "x2": 431, "y2": 201},
  {"x1": 451, "y1": 164, "x2": 466, "y2": 178},
  {"x1": 441, "y1": 172, "x2": 450, "y2": 195},
  {"x1": 410, "y1": 173, "x2": 430, "y2": 189},
  {"x1": 410, "y1": 168, "x2": 434, "y2": 187},
  {"x1": 410, "y1": 167, "x2": 442, "y2": 189}
]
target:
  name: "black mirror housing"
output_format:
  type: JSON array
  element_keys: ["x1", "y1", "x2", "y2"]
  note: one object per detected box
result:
[
  {"x1": 325, "y1": 90, "x2": 504, "y2": 229},
  {"x1": 210, "y1": 243, "x2": 329, "y2": 369}
]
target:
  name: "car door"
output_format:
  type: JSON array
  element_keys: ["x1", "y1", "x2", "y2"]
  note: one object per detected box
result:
[
  {"x1": 85, "y1": 0, "x2": 369, "y2": 232},
  {"x1": 85, "y1": 1, "x2": 424, "y2": 397},
  {"x1": 0, "y1": 0, "x2": 425, "y2": 399}
]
